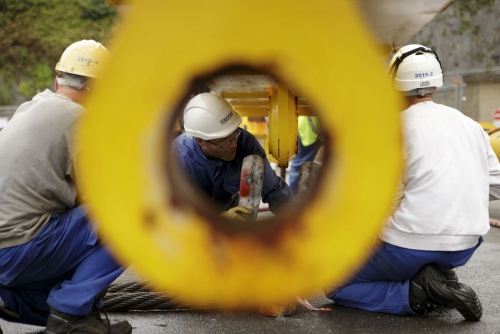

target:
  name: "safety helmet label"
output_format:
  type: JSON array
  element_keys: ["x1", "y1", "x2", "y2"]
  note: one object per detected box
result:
[
  {"x1": 220, "y1": 112, "x2": 233, "y2": 125},
  {"x1": 414, "y1": 72, "x2": 433, "y2": 78}
]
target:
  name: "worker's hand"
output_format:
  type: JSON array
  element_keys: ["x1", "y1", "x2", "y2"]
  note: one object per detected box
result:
[{"x1": 220, "y1": 206, "x2": 253, "y2": 222}]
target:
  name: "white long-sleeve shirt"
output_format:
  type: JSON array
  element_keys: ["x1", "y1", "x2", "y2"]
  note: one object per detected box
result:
[{"x1": 380, "y1": 101, "x2": 500, "y2": 251}]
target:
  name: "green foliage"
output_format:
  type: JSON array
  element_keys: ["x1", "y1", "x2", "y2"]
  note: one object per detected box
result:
[
  {"x1": 18, "y1": 63, "x2": 54, "y2": 97},
  {"x1": 457, "y1": 0, "x2": 495, "y2": 15},
  {"x1": 472, "y1": 25, "x2": 480, "y2": 36},
  {"x1": 0, "y1": 0, "x2": 117, "y2": 102},
  {"x1": 0, "y1": 73, "x2": 12, "y2": 105},
  {"x1": 459, "y1": 16, "x2": 471, "y2": 34},
  {"x1": 456, "y1": 0, "x2": 495, "y2": 34},
  {"x1": 79, "y1": 0, "x2": 115, "y2": 19}
]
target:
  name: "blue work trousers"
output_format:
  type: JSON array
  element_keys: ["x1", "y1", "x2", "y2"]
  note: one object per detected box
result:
[
  {"x1": 0, "y1": 206, "x2": 125, "y2": 326},
  {"x1": 327, "y1": 239, "x2": 482, "y2": 316},
  {"x1": 289, "y1": 135, "x2": 323, "y2": 195}
]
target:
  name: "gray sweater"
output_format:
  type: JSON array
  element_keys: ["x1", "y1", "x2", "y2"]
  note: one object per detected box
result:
[{"x1": 0, "y1": 89, "x2": 82, "y2": 248}]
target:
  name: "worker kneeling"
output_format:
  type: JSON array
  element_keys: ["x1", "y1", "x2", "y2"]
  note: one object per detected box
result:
[
  {"x1": 0, "y1": 40, "x2": 132, "y2": 333},
  {"x1": 172, "y1": 93, "x2": 294, "y2": 221},
  {"x1": 326, "y1": 44, "x2": 500, "y2": 321}
]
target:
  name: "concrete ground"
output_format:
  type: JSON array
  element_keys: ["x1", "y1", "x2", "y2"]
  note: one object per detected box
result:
[{"x1": 3, "y1": 202, "x2": 500, "y2": 333}]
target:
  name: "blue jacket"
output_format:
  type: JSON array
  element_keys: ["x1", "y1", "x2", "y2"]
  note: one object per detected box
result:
[{"x1": 173, "y1": 128, "x2": 293, "y2": 213}]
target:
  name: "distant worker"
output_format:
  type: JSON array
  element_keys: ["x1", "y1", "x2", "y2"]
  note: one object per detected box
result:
[
  {"x1": 326, "y1": 44, "x2": 500, "y2": 321},
  {"x1": 0, "y1": 40, "x2": 132, "y2": 333},
  {"x1": 172, "y1": 93, "x2": 294, "y2": 219},
  {"x1": 288, "y1": 116, "x2": 323, "y2": 195}
]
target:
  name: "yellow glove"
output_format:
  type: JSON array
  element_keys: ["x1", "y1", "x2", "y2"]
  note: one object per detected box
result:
[{"x1": 220, "y1": 206, "x2": 253, "y2": 222}]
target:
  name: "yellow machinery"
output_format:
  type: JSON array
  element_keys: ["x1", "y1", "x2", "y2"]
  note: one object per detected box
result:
[
  {"x1": 77, "y1": 0, "x2": 454, "y2": 308},
  {"x1": 489, "y1": 128, "x2": 500, "y2": 159},
  {"x1": 480, "y1": 121, "x2": 495, "y2": 132}
]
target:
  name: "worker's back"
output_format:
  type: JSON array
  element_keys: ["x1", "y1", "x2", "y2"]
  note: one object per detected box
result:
[
  {"x1": 381, "y1": 100, "x2": 496, "y2": 251},
  {"x1": 0, "y1": 90, "x2": 81, "y2": 249}
]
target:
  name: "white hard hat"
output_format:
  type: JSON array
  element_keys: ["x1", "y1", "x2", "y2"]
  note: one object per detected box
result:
[
  {"x1": 388, "y1": 44, "x2": 443, "y2": 95},
  {"x1": 55, "y1": 40, "x2": 109, "y2": 79},
  {"x1": 183, "y1": 93, "x2": 242, "y2": 140}
]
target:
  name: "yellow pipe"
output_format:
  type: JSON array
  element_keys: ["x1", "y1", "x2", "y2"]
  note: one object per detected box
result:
[{"x1": 78, "y1": 0, "x2": 404, "y2": 308}]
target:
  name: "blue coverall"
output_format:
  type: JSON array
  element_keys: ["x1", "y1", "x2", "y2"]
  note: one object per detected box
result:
[
  {"x1": 0, "y1": 206, "x2": 123, "y2": 326},
  {"x1": 327, "y1": 240, "x2": 481, "y2": 315},
  {"x1": 173, "y1": 128, "x2": 293, "y2": 213}
]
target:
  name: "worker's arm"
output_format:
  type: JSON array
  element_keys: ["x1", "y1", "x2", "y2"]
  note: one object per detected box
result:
[
  {"x1": 260, "y1": 160, "x2": 294, "y2": 214},
  {"x1": 69, "y1": 151, "x2": 86, "y2": 205}
]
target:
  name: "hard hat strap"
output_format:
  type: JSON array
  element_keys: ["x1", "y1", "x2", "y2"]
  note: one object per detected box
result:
[{"x1": 388, "y1": 47, "x2": 443, "y2": 80}]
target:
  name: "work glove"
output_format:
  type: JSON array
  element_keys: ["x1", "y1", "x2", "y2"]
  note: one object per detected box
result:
[{"x1": 220, "y1": 206, "x2": 253, "y2": 222}]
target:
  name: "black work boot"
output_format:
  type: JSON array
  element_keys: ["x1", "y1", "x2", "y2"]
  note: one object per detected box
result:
[
  {"x1": 450, "y1": 282, "x2": 482, "y2": 321},
  {"x1": 44, "y1": 306, "x2": 132, "y2": 334},
  {"x1": 410, "y1": 263, "x2": 482, "y2": 321},
  {"x1": 409, "y1": 278, "x2": 434, "y2": 316},
  {"x1": 443, "y1": 269, "x2": 459, "y2": 289},
  {"x1": 441, "y1": 268, "x2": 482, "y2": 320}
]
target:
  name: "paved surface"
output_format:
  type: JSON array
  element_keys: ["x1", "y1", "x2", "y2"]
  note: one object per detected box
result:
[{"x1": 3, "y1": 203, "x2": 500, "y2": 333}]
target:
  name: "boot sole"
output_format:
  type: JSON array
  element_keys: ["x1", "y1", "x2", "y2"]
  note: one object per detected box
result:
[
  {"x1": 452, "y1": 283, "x2": 482, "y2": 321},
  {"x1": 421, "y1": 264, "x2": 482, "y2": 321}
]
